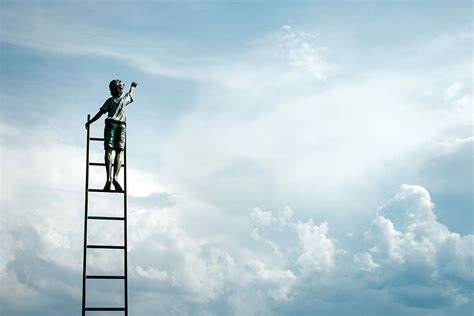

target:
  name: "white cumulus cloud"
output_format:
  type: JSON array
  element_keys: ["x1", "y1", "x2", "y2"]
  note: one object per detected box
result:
[
  {"x1": 293, "y1": 220, "x2": 337, "y2": 272},
  {"x1": 356, "y1": 184, "x2": 473, "y2": 308}
]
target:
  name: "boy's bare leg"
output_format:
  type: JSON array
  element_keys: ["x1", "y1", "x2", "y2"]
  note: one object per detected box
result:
[
  {"x1": 104, "y1": 149, "x2": 113, "y2": 190},
  {"x1": 112, "y1": 149, "x2": 123, "y2": 191}
]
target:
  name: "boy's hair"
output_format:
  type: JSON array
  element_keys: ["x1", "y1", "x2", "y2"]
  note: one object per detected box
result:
[{"x1": 109, "y1": 79, "x2": 124, "y2": 97}]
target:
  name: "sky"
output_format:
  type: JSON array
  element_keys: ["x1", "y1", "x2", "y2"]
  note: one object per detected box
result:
[{"x1": 0, "y1": 1, "x2": 473, "y2": 315}]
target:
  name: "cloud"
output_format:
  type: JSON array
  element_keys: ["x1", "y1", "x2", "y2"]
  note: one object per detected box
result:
[
  {"x1": 129, "y1": 191, "x2": 177, "y2": 208},
  {"x1": 249, "y1": 207, "x2": 339, "y2": 274},
  {"x1": 250, "y1": 207, "x2": 278, "y2": 227},
  {"x1": 0, "y1": 4, "x2": 207, "y2": 81},
  {"x1": 129, "y1": 208, "x2": 236, "y2": 301},
  {"x1": 1, "y1": 6, "x2": 332, "y2": 88},
  {"x1": 244, "y1": 185, "x2": 472, "y2": 313},
  {"x1": 356, "y1": 184, "x2": 473, "y2": 308},
  {"x1": 273, "y1": 24, "x2": 331, "y2": 79},
  {"x1": 0, "y1": 221, "x2": 80, "y2": 316},
  {"x1": 430, "y1": 28, "x2": 472, "y2": 53},
  {"x1": 444, "y1": 82, "x2": 464, "y2": 101},
  {"x1": 419, "y1": 136, "x2": 473, "y2": 235},
  {"x1": 352, "y1": 252, "x2": 380, "y2": 272},
  {"x1": 2, "y1": 123, "x2": 473, "y2": 315},
  {"x1": 136, "y1": 265, "x2": 170, "y2": 282},
  {"x1": 293, "y1": 220, "x2": 337, "y2": 272},
  {"x1": 158, "y1": 61, "x2": 465, "y2": 228},
  {"x1": 245, "y1": 259, "x2": 296, "y2": 301},
  {"x1": 126, "y1": 203, "x2": 343, "y2": 314},
  {"x1": 0, "y1": 120, "x2": 175, "y2": 315},
  {"x1": 430, "y1": 136, "x2": 474, "y2": 157}
]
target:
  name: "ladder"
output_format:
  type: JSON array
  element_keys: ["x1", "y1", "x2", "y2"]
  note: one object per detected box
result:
[{"x1": 82, "y1": 114, "x2": 129, "y2": 315}]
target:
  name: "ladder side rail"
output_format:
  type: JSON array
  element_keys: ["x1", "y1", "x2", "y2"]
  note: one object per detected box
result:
[
  {"x1": 124, "y1": 135, "x2": 129, "y2": 316},
  {"x1": 82, "y1": 114, "x2": 91, "y2": 315}
]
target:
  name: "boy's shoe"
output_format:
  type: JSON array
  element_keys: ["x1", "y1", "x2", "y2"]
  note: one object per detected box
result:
[
  {"x1": 113, "y1": 179, "x2": 123, "y2": 192},
  {"x1": 103, "y1": 181, "x2": 112, "y2": 191}
]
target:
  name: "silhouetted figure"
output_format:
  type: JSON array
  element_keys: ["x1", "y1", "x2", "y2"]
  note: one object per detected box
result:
[{"x1": 86, "y1": 79, "x2": 137, "y2": 191}]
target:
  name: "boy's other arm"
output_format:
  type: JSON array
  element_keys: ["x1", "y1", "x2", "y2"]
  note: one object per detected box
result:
[{"x1": 85, "y1": 109, "x2": 106, "y2": 130}]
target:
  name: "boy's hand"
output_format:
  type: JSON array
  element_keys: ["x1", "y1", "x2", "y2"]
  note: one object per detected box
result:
[{"x1": 131, "y1": 81, "x2": 138, "y2": 88}]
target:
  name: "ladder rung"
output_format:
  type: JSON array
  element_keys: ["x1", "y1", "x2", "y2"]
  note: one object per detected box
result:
[
  {"x1": 87, "y1": 245, "x2": 125, "y2": 249},
  {"x1": 89, "y1": 162, "x2": 125, "y2": 167},
  {"x1": 86, "y1": 275, "x2": 125, "y2": 279},
  {"x1": 89, "y1": 189, "x2": 124, "y2": 194},
  {"x1": 90, "y1": 137, "x2": 105, "y2": 141},
  {"x1": 85, "y1": 307, "x2": 125, "y2": 311},
  {"x1": 88, "y1": 216, "x2": 125, "y2": 221}
]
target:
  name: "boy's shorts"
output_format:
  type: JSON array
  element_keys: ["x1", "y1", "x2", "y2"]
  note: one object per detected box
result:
[{"x1": 104, "y1": 119, "x2": 126, "y2": 150}]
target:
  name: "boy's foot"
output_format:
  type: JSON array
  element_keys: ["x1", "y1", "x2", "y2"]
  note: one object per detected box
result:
[
  {"x1": 113, "y1": 179, "x2": 123, "y2": 192},
  {"x1": 103, "y1": 181, "x2": 111, "y2": 191}
]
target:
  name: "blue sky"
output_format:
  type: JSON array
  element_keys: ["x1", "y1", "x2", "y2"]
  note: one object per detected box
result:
[{"x1": 1, "y1": 1, "x2": 473, "y2": 315}]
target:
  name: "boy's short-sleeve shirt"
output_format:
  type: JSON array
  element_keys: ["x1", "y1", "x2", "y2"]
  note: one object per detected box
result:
[{"x1": 100, "y1": 93, "x2": 133, "y2": 122}]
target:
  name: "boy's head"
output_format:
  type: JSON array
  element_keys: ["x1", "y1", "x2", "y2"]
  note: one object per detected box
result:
[{"x1": 109, "y1": 79, "x2": 125, "y2": 97}]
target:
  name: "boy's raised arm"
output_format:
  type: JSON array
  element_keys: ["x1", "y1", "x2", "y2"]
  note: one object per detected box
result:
[{"x1": 129, "y1": 81, "x2": 138, "y2": 98}]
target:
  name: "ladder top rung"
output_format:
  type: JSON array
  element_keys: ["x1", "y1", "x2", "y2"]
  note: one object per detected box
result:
[
  {"x1": 89, "y1": 162, "x2": 125, "y2": 167},
  {"x1": 87, "y1": 245, "x2": 125, "y2": 249},
  {"x1": 88, "y1": 189, "x2": 125, "y2": 194},
  {"x1": 89, "y1": 137, "x2": 105, "y2": 141},
  {"x1": 86, "y1": 275, "x2": 125, "y2": 279},
  {"x1": 85, "y1": 307, "x2": 125, "y2": 311},
  {"x1": 88, "y1": 216, "x2": 125, "y2": 221}
]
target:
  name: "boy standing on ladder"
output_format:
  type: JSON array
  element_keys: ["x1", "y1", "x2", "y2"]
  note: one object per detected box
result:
[{"x1": 85, "y1": 79, "x2": 138, "y2": 191}]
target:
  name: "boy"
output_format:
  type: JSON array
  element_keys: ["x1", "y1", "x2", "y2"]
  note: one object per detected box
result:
[{"x1": 85, "y1": 79, "x2": 138, "y2": 191}]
